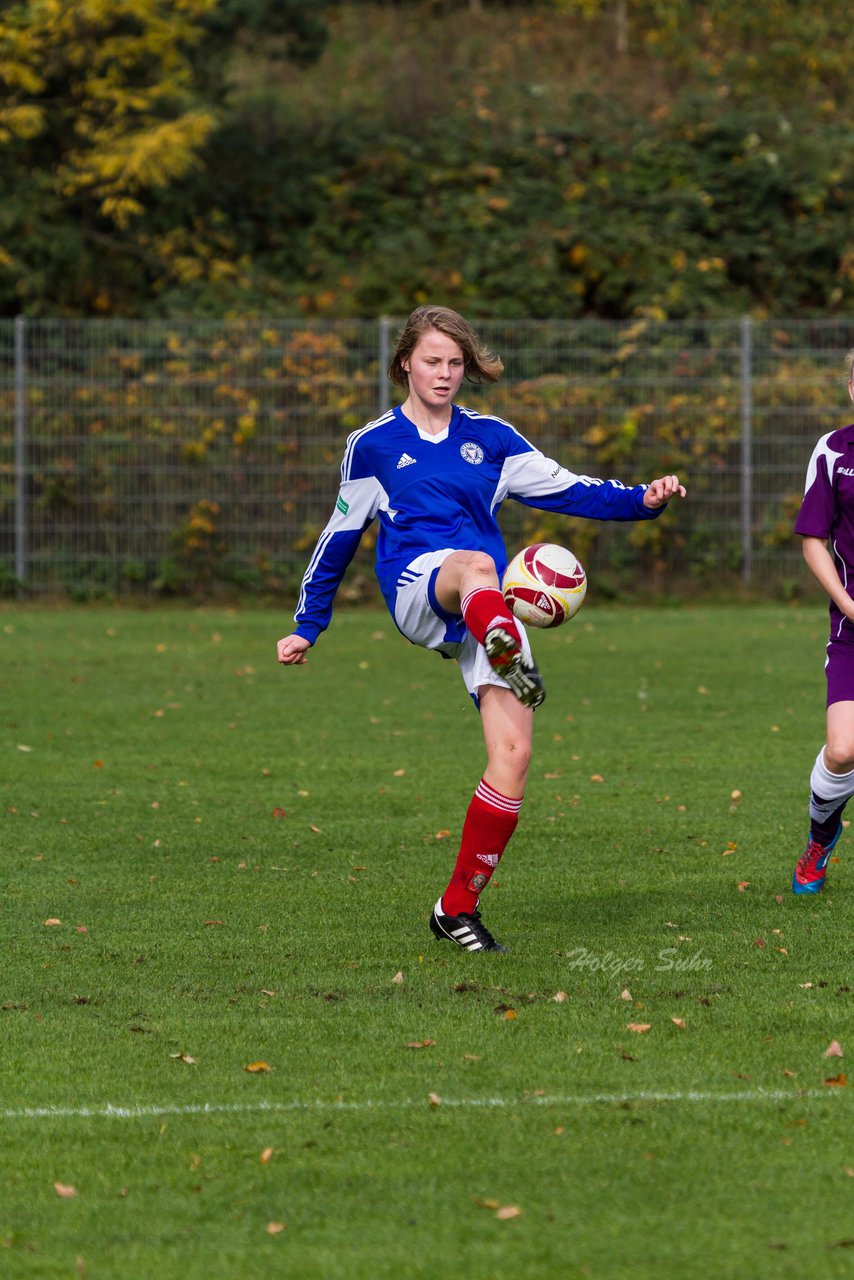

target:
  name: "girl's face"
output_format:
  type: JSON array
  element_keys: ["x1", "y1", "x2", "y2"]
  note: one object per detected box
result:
[{"x1": 402, "y1": 328, "x2": 466, "y2": 411}]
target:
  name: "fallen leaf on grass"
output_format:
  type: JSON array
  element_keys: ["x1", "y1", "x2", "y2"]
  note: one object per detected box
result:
[
  {"x1": 738, "y1": 882, "x2": 750, "y2": 892},
  {"x1": 620, "y1": 989, "x2": 632, "y2": 1001},
  {"x1": 204, "y1": 920, "x2": 223, "y2": 927},
  {"x1": 54, "y1": 1183, "x2": 77, "y2": 1198},
  {"x1": 260, "y1": 1147, "x2": 274, "y2": 1164},
  {"x1": 495, "y1": 1205, "x2": 523, "y2": 1220},
  {"x1": 427, "y1": 1092, "x2": 442, "y2": 1107},
  {"x1": 552, "y1": 991, "x2": 568, "y2": 1003},
  {"x1": 799, "y1": 982, "x2": 814, "y2": 989},
  {"x1": 824, "y1": 1074, "x2": 848, "y2": 1087},
  {"x1": 824, "y1": 1041, "x2": 844, "y2": 1059},
  {"x1": 266, "y1": 1222, "x2": 285, "y2": 1235},
  {"x1": 43, "y1": 918, "x2": 61, "y2": 927},
  {"x1": 169, "y1": 1053, "x2": 196, "y2": 1065},
  {"x1": 272, "y1": 808, "x2": 288, "y2": 819},
  {"x1": 671, "y1": 1017, "x2": 686, "y2": 1029},
  {"x1": 244, "y1": 1061, "x2": 271, "y2": 1074},
  {"x1": 392, "y1": 971, "x2": 404, "y2": 984},
  {"x1": 627, "y1": 1023, "x2": 652, "y2": 1034},
  {"x1": 754, "y1": 938, "x2": 766, "y2": 948},
  {"x1": 405, "y1": 1040, "x2": 436, "y2": 1050}
]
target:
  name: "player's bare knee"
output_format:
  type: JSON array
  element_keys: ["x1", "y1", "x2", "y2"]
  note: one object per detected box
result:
[
  {"x1": 490, "y1": 735, "x2": 531, "y2": 781},
  {"x1": 460, "y1": 550, "x2": 497, "y2": 581},
  {"x1": 825, "y1": 740, "x2": 854, "y2": 774}
]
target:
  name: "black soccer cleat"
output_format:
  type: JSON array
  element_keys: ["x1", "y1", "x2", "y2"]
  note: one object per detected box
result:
[
  {"x1": 429, "y1": 897, "x2": 508, "y2": 952},
  {"x1": 483, "y1": 625, "x2": 546, "y2": 709}
]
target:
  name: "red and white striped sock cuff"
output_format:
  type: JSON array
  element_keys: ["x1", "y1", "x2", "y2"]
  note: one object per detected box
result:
[
  {"x1": 476, "y1": 778, "x2": 523, "y2": 814},
  {"x1": 461, "y1": 587, "x2": 499, "y2": 613}
]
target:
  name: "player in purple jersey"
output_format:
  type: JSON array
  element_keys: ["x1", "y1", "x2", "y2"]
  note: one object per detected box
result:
[
  {"x1": 792, "y1": 349, "x2": 854, "y2": 893},
  {"x1": 277, "y1": 306, "x2": 686, "y2": 951}
]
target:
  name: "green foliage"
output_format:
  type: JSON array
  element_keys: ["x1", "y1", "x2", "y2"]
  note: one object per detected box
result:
[
  {"x1": 0, "y1": 0, "x2": 330, "y2": 314},
  {"x1": 1, "y1": 315, "x2": 843, "y2": 601},
  {"x1": 0, "y1": 2, "x2": 851, "y2": 318}
]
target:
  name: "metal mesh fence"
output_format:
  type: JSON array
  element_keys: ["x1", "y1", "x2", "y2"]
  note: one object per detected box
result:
[{"x1": 0, "y1": 316, "x2": 852, "y2": 600}]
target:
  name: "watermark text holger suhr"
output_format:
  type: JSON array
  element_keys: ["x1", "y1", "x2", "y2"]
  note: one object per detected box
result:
[{"x1": 565, "y1": 947, "x2": 712, "y2": 977}]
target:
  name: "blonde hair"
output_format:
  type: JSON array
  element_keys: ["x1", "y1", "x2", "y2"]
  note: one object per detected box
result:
[
  {"x1": 847, "y1": 349, "x2": 854, "y2": 381},
  {"x1": 388, "y1": 306, "x2": 504, "y2": 387}
]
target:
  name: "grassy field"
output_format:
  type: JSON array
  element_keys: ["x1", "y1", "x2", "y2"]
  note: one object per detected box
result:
[{"x1": 2, "y1": 601, "x2": 853, "y2": 1279}]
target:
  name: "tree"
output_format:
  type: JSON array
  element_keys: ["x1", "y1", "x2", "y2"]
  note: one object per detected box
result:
[{"x1": 0, "y1": 0, "x2": 330, "y2": 313}]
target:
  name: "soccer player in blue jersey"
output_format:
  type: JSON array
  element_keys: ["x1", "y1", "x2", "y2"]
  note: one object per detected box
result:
[
  {"x1": 278, "y1": 306, "x2": 686, "y2": 951},
  {"x1": 791, "y1": 349, "x2": 854, "y2": 894}
]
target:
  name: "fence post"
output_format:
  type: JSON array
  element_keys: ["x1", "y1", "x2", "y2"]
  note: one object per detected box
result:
[
  {"x1": 14, "y1": 315, "x2": 27, "y2": 589},
  {"x1": 378, "y1": 315, "x2": 391, "y2": 417},
  {"x1": 739, "y1": 315, "x2": 753, "y2": 585}
]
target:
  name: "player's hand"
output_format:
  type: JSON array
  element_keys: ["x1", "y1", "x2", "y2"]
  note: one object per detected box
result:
[
  {"x1": 643, "y1": 475, "x2": 687, "y2": 509},
  {"x1": 277, "y1": 634, "x2": 312, "y2": 665}
]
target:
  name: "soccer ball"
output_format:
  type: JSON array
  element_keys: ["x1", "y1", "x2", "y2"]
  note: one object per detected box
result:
[{"x1": 502, "y1": 542, "x2": 587, "y2": 629}]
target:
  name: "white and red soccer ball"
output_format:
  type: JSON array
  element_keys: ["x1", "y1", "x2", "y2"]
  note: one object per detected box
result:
[{"x1": 502, "y1": 542, "x2": 587, "y2": 629}]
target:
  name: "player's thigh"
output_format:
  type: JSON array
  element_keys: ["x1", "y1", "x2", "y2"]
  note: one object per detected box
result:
[{"x1": 433, "y1": 549, "x2": 498, "y2": 614}]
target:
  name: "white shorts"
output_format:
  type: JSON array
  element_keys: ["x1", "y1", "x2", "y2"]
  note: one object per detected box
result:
[{"x1": 392, "y1": 548, "x2": 534, "y2": 700}]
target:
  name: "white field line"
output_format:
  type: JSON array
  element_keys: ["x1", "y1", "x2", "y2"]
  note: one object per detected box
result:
[{"x1": 1, "y1": 1089, "x2": 843, "y2": 1121}]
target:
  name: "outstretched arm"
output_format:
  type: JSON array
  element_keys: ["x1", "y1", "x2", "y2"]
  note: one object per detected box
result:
[{"x1": 643, "y1": 474, "x2": 687, "y2": 509}]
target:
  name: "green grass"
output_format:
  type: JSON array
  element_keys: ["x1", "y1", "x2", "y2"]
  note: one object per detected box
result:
[{"x1": 2, "y1": 602, "x2": 853, "y2": 1279}]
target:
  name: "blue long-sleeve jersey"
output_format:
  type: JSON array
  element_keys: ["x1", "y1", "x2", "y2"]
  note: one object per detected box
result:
[{"x1": 293, "y1": 403, "x2": 661, "y2": 644}]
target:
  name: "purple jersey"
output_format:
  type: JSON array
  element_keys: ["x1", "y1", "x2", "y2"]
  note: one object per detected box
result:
[{"x1": 795, "y1": 422, "x2": 854, "y2": 636}]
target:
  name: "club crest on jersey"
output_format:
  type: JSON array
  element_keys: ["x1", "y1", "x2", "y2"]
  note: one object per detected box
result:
[{"x1": 460, "y1": 442, "x2": 484, "y2": 466}]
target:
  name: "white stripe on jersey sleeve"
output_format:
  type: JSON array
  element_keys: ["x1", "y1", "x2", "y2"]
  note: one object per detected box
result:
[
  {"x1": 294, "y1": 475, "x2": 387, "y2": 627},
  {"x1": 332, "y1": 475, "x2": 387, "y2": 530},
  {"x1": 341, "y1": 412, "x2": 395, "y2": 481},
  {"x1": 492, "y1": 448, "x2": 587, "y2": 510},
  {"x1": 803, "y1": 431, "x2": 844, "y2": 495}
]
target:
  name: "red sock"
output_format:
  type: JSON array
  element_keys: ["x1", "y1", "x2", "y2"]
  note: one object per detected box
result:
[
  {"x1": 460, "y1": 587, "x2": 521, "y2": 648},
  {"x1": 442, "y1": 779, "x2": 523, "y2": 916}
]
